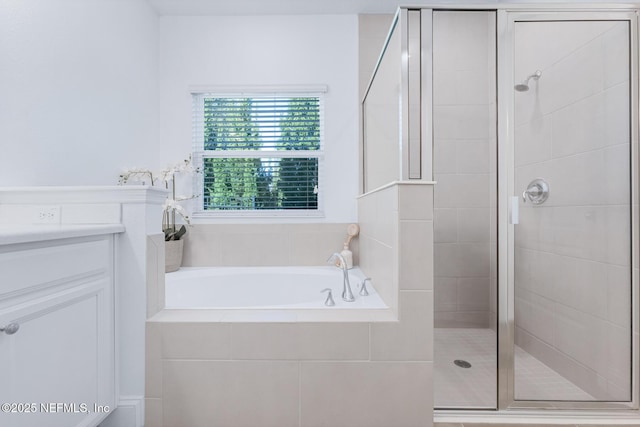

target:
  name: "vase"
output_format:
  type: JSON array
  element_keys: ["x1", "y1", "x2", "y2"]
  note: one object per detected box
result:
[{"x1": 165, "y1": 239, "x2": 184, "y2": 273}]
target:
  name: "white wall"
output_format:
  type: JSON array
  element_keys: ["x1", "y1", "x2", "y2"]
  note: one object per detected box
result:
[
  {"x1": 157, "y1": 15, "x2": 359, "y2": 223},
  {"x1": 0, "y1": 0, "x2": 159, "y2": 186}
]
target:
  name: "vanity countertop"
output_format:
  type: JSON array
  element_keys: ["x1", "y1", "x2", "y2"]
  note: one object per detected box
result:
[{"x1": 0, "y1": 224, "x2": 125, "y2": 246}]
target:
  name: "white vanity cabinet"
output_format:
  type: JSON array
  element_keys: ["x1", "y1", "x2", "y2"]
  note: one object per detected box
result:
[{"x1": 0, "y1": 230, "x2": 121, "y2": 427}]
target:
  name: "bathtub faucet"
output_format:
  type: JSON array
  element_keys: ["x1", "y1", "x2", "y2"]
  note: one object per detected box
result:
[{"x1": 326, "y1": 253, "x2": 355, "y2": 302}]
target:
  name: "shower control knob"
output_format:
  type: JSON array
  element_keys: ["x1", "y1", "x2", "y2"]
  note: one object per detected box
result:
[
  {"x1": 522, "y1": 178, "x2": 549, "y2": 205},
  {"x1": 0, "y1": 323, "x2": 19, "y2": 335}
]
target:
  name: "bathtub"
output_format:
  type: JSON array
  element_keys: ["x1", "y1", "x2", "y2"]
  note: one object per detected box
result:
[{"x1": 165, "y1": 266, "x2": 388, "y2": 309}]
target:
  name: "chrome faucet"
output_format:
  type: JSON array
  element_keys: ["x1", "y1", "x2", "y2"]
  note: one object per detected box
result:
[{"x1": 327, "y1": 252, "x2": 355, "y2": 302}]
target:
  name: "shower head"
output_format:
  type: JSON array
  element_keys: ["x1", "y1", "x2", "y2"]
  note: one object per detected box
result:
[{"x1": 514, "y1": 70, "x2": 542, "y2": 92}]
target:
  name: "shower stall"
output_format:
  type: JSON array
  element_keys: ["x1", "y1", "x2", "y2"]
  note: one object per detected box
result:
[{"x1": 362, "y1": 4, "x2": 638, "y2": 413}]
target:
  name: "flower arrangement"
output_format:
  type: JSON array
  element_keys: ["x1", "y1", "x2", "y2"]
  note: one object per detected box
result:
[{"x1": 118, "y1": 156, "x2": 200, "y2": 241}]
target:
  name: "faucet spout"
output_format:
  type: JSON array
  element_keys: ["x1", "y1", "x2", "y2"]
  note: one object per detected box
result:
[{"x1": 326, "y1": 253, "x2": 355, "y2": 302}]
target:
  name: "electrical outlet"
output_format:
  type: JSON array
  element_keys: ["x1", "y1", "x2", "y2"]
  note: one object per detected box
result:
[{"x1": 35, "y1": 206, "x2": 60, "y2": 224}]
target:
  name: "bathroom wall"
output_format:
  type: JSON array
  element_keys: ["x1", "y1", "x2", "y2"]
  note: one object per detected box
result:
[
  {"x1": 146, "y1": 183, "x2": 434, "y2": 427},
  {"x1": 432, "y1": 11, "x2": 497, "y2": 328},
  {"x1": 513, "y1": 20, "x2": 631, "y2": 400},
  {"x1": 157, "y1": 15, "x2": 359, "y2": 223},
  {"x1": 0, "y1": 0, "x2": 159, "y2": 186},
  {"x1": 181, "y1": 223, "x2": 359, "y2": 267},
  {"x1": 357, "y1": 183, "x2": 434, "y2": 316}
]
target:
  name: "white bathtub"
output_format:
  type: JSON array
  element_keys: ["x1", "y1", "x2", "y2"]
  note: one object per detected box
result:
[{"x1": 165, "y1": 266, "x2": 388, "y2": 309}]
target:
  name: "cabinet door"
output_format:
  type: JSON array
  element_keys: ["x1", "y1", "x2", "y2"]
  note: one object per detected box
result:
[{"x1": 0, "y1": 278, "x2": 114, "y2": 427}]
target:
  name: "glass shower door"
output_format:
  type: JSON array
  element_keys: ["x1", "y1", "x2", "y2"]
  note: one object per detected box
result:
[{"x1": 509, "y1": 14, "x2": 636, "y2": 404}]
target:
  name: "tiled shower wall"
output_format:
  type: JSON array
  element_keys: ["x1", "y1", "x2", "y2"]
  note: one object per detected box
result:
[
  {"x1": 513, "y1": 21, "x2": 632, "y2": 399},
  {"x1": 432, "y1": 11, "x2": 497, "y2": 328}
]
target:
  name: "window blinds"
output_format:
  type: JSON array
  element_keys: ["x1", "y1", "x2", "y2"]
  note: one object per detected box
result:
[{"x1": 192, "y1": 92, "x2": 324, "y2": 212}]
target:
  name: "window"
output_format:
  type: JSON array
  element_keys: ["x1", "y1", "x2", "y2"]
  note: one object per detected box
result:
[{"x1": 192, "y1": 89, "x2": 324, "y2": 215}]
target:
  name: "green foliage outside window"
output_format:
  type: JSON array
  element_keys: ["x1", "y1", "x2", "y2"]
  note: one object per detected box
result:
[{"x1": 201, "y1": 96, "x2": 320, "y2": 210}]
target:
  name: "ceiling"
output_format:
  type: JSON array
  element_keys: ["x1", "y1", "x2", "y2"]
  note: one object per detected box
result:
[
  {"x1": 145, "y1": 0, "x2": 532, "y2": 16},
  {"x1": 146, "y1": 0, "x2": 633, "y2": 16},
  {"x1": 146, "y1": 0, "x2": 406, "y2": 16}
]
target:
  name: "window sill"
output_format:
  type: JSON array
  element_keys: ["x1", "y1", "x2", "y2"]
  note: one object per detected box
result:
[{"x1": 191, "y1": 210, "x2": 325, "y2": 222}]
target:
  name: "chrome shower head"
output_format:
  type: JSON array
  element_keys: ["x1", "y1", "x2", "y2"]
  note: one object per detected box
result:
[{"x1": 515, "y1": 70, "x2": 542, "y2": 92}]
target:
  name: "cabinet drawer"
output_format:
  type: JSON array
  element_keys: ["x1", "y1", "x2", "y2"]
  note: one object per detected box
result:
[
  {"x1": 0, "y1": 276, "x2": 115, "y2": 427},
  {"x1": 0, "y1": 238, "x2": 111, "y2": 297}
]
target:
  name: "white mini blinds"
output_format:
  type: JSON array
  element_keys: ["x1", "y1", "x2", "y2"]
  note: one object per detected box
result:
[{"x1": 192, "y1": 90, "x2": 325, "y2": 213}]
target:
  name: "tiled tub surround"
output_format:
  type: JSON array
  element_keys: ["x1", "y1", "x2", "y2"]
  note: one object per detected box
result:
[
  {"x1": 181, "y1": 223, "x2": 360, "y2": 267},
  {"x1": 513, "y1": 21, "x2": 632, "y2": 400},
  {"x1": 432, "y1": 11, "x2": 497, "y2": 329},
  {"x1": 145, "y1": 182, "x2": 434, "y2": 427}
]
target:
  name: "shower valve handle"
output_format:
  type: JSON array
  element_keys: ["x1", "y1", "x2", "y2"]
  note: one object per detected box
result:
[
  {"x1": 0, "y1": 323, "x2": 19, "y2": 335},
  {"x1": 522, "y1": 178, "x2": 549, "y2": 205}
]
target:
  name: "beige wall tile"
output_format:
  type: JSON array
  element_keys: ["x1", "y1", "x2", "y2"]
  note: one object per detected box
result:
[
  {"x1": 300, "y1": 361, "x2": 432, "y2": 427},
  {"x1": 515, "y1": 116, "x2": 553, "y2": 167},
  {"x1": 146, "y1": 322, "x2": 163, "y2": 399},
  {"x1": 298, "y1": 323, "x2": 370, "y2": 360},
  {"x1": 607, "y1": 265, "x2": 632, "y2": 328},
  {"x1": 371, "y1": 291, "x2": 433, "y2": 361},
  {"x1": 434, "y1": 140, "x2": 457, "y2": 174},
  {"x1": 435, "y1": 243, "x2": 490, "y2": 278},
  {"x1": 290, "y1": 224, "x2": 359, "y2": 266},
  {"x1": 456, "y1": 141, "x2": 490, "y2": 174},
  {"x1": 435, "y1": 311, "x2": 489, "y2": 328},
  {"x1": 375, "y1": 189, "x2": 398, "y2": 246},
  {"x1": 161, "y1": 322, "x2": 231, "y2": 360},
  {"x1": 399, "y1": 184, "x2": 433, "y2": 220},
  {"x1": 144, "y1": 398, "x2": 162, "y2": 427},
  {"x1": 182, "y1": 223, "x2": 361, "y2": 267},
  {"x1": 435, "y1": 277, "x2": 457, "y2": 312},
  {"x1": 181, "y1": 229, "x2": 222, "y2": 266},
  {"x1": 360, "y1": 238, "x2": 397, "y2": 313},
  {"x1": 231, "y1": 323, "x2": 299, "y2": 360},
  {"x1": 146, "y1": 234, "x2": 165, "y2": 318},
  {"x1": 434, "y1": 208, "x2": 457, "y2": 243},
  {"x1": 219, "y1": 229, "x2": 292, "y2": 266},
  {"x1": 457, "y1": 278, "x2": 490, "y2": 312},
  {"x1": 457, "y1": 208, "x2": 490, "y2": 243},
  {"x1": 163, "y1": 360, "x2": 299, "y2": 427},
  {"x1": 432, "y1": 12, "x2": 495, "y2": 328},
  {"x1": 400, "y1": 220, "x2": 433, "y2": 290}
]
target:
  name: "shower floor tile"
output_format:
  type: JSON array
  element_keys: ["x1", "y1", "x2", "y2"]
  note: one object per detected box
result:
[{"x1": 434, "y1": 328, "x2": 593, "y2": 408}]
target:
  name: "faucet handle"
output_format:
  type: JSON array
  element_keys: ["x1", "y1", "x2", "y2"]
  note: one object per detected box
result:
[
  {"x1": 321, "y1": 288, "x2": 335, "y2": 306},
  {"x1": 359, "y1": 278, "x2": 371, "y2": 296}
]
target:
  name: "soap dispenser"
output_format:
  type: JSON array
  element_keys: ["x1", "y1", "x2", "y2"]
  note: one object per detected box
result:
[{"x1": 340, "y1": 242, "x2": 353, "y2": 269}]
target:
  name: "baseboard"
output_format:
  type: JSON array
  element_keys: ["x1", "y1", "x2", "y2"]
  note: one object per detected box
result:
[{"x1": 98, "y1": 395, "x2": 144, "y2": 427}]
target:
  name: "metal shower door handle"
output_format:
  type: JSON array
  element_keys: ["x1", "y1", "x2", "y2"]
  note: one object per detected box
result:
[{"x1": 522, "y1": 178, "x2": 549, "y2": 205}]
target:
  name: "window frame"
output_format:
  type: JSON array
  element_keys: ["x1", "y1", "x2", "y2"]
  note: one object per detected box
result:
[{"x1": 191, "y1": 86, "x2": 327, "y2": 218}]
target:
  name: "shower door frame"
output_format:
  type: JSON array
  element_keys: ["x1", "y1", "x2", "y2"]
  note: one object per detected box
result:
[{"x1": 496, "y1": 8, "x2": 640, "y2": 411}]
